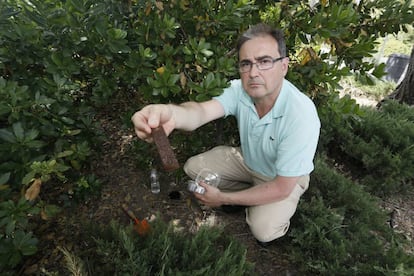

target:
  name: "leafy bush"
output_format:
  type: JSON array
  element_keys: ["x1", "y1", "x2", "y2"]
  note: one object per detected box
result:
[
  {"x1": 0, "y1": 1, "x2": 105, "y2": 268},
  {"x1": 0, "y1": 198, "x2": 39, "y2": 271},
  {"x1": 0, "y1": 0, "x2": 255, "y2": 269},
  {"x1": 1, "y1": 0, "x2": 255, "y2": 176},
  {"x1": 259, "y1": 0, "x2": 413, "y2": 93}
]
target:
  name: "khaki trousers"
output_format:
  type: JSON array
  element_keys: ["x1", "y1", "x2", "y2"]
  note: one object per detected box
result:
[{"x1": 183, "y1": 146, "x2": 309, "y2": 242}]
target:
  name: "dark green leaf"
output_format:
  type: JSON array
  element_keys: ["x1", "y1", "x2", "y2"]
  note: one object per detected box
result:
[
  {"x1": 12, "y1": 123, "x2": 24, "y2": 141},
  {"x1": 0, "y1": 129, "x2": 15, "y2": 143},
  {"x1": 0, "y1": 172, "x2": 11, "y2": 185}
]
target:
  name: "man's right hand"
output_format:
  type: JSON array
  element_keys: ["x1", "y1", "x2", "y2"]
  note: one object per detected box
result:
[{"x1": 131, "y1": 104, "x2": 175, "y2": 143}]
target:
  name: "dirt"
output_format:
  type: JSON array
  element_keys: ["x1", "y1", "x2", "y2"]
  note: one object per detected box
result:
[{"x1": 20, "y1": 98, "x2": 413, "y2": 275}]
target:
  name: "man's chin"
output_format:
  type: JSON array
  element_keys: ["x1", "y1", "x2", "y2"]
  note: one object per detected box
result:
[{"x1": 246, "y1": 90, "x2": 265, "y2": 99}]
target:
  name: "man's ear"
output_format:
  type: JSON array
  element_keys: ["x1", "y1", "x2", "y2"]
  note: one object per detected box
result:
[{"x1": 282, "y1": 57, "x2": 289, "y2": 74}]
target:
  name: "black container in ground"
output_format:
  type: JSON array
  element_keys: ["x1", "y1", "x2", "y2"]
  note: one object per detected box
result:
[{"x1": 385, "y1": 53, "x2": 409, "y2": 82}]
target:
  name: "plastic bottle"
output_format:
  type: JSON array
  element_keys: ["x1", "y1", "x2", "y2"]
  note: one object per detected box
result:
[{"x1": 150, "y1": 169, "x2": 160, "y2": 194}]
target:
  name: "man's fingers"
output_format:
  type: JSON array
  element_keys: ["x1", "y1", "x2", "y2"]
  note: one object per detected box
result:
[
  {"x1": 147, "y1": 105, "x2": 173, "y2": 129},
  {"x1": 131, "y1": 104, "x2": 174, "y2": 142},
  {"x1": 147, "y1": 114, "x2": 160, "y2": 129}
]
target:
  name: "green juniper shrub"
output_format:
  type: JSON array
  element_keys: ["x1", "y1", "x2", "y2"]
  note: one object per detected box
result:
[
  {"x1": 354, "y1": 101, "x2": 414, "y2": 195},
  {"x1": 83, "y1": 219, "x2": 254, "y2": 276},
  {"x1": 288, "y1": 156, "x2": 414, "y2": 275},
  {"x1": 320, "y1": 98, "x2": 414, "y2": 196}
]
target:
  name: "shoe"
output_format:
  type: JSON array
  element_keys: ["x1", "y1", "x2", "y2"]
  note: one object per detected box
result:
[
  {"x1": 256, "y1": 235, "x2": 288, "y2": 248},
  {"x1": 256, "y1": 239, "x2": 273, "y2": 248},
  {"x1": 221, "y1": 205, "x2": 245, "y2": 213}
]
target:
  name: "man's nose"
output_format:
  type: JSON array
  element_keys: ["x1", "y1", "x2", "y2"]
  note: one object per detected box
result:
[{"x1": 249, "y1": 63, "x2": 260, "y2": 77}]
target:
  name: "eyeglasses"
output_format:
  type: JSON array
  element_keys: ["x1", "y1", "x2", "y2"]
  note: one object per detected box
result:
[{"x1": 238, "y1": 56, "x2": 285, "y2": 73}]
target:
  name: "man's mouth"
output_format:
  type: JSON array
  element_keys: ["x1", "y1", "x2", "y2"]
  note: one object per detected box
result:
[
  {"x1": 248, "y1": 80, "x2": 261, "y2": 85},
  {"x1": 248, "y1": 83, "x2": 262, "y2": 87}
]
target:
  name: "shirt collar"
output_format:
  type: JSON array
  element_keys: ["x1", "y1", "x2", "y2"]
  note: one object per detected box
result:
[{"x1": 240, "y1": 79, "x2": 287, "y2": 122}]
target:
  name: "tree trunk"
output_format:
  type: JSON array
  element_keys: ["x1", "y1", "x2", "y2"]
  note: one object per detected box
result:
[{"x1": 381, "y1": 45, "x2": 414, "y2": 106}]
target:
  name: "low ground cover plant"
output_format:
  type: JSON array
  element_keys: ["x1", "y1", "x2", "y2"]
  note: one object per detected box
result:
[
  {"x1": 64, "y1": 219, "x2": 254, "y2": 275},
  {"x1": 90, "y1": 220, "x2": 253, "y2": 275}
]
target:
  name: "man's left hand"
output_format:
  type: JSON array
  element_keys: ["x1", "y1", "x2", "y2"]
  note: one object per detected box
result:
[{"x1": 193, "y1": 182, "x2": 223, "y2": 207}]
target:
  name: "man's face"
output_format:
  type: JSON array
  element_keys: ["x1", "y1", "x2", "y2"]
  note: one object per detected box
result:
[{"x1": 238, "y1": 35, "x2": 288, "y2": 102}]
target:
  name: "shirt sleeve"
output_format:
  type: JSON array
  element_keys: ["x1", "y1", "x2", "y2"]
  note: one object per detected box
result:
[{"x1": 213, "y1": 79, "x2": 242, "y2": 117}]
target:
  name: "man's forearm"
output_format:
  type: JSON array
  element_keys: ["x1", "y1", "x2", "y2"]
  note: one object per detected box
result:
[
  {"x1": 170, "y1": 100, "x2": 224, "y2": 131},
  {"x1": 220, "y1": 176, "x2": 298, "y2": 206}
]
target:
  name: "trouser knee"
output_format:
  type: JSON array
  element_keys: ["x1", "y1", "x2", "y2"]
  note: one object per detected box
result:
[
  {"x1": 248, "y1": 216, "x2": 290, "y2": 242},
  {"x1": 183, "y1": 156, "x2": 199, "y2": 179}
]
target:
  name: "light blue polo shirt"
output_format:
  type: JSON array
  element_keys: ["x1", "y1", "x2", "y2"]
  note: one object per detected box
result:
[{"x1": 214, "y1": 79, "x2": 320, "y2": 178}]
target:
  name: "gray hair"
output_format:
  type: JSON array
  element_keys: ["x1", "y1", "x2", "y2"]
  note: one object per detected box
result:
[{"x1": 236, "y1": 23, "x2": 287, "y2": 58}]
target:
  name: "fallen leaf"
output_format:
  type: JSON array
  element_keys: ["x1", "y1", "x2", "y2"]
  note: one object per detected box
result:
[
  {"x1": 124, "y1": 193, "x2": 131, "y2": 202},
  {"x1": 25, "y1": 178, "x2": 42, "y2": 201},
  {"x1": 196, "y1": 64, "x2": 203, "y2": 73},
  {"x1": 40, "y1": 209, "x2": 48, "y2": 220},
  {"x1": 145, "y1": 3, "x2": 151, "y2": 15},
  {"x1": 155, "y1": 1, "x2": 164, "y2": 11},
  {"x1": 24, "y1": 264, "x2": 38, "y2": 275},
  {"x1": 156, "y1": 66, "x2": 165, "y2": 74},
  {"x1": 180, "y1": 72, "x2": 187, "y2": 88}
]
